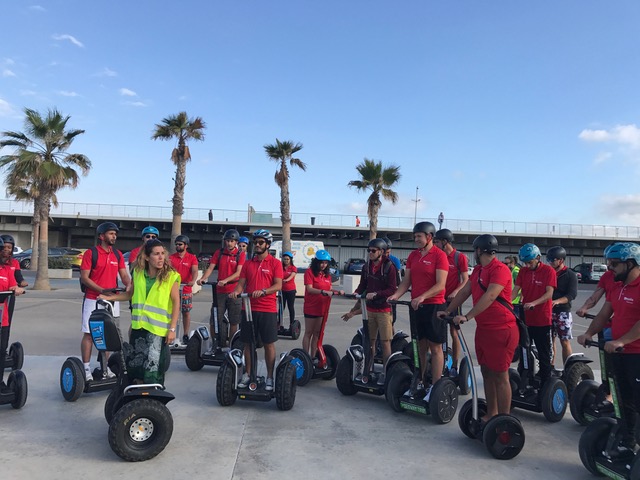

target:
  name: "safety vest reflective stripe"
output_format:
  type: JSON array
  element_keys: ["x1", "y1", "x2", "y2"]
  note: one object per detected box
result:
[{"x1": 131, "y1": 303, "x2": 172, "y2": 319}]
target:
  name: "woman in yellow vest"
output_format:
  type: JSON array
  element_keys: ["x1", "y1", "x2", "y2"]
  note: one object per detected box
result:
[{"x1": 100, "y1": 239, "x2": 180, "y2": 384}]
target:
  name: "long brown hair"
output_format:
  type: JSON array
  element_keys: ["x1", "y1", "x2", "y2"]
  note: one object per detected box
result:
[{"x1": 135, "y1": 239, "x2": 176, "y2": 284}]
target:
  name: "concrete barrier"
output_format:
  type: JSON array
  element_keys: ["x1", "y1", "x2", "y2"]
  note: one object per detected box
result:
[{"x1": 342, "y1": 274, "x2": 361, "y2": 294}]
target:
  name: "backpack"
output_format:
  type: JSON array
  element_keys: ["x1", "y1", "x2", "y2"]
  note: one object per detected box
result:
[
  {"x1": 214, "y1": 247, "x2": 241, "y2": 269},
  {"x1": 452, "y1": 250, "x2": 469, "y2": 282},
  {"x1": 80, "y1": 246, "x2": 122, "y2": 293}
]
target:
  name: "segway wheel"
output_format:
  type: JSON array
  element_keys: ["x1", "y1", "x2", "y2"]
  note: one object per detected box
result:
[
  {"x1": 579, "y1": 417, "x2": 617, "y2": 475},
  {"x1": 108, "y1": 398, "x2": 173, "y2": 462},
  {"x1": 231, "y1": 332, "x2": 243, "y2": 351},
  {"x1": 216, "y1": 362, "x2": 237, "y2": 407},
  {"x1": 430, "y1": 378, "x2": 458, "y2": 424},
  {"x1": 107, "y1": 352, "x2": 121, "y2": 378},
  {"x1": 564, "y1": 362, "x2": 595, "y2": 397},
  {"x1": 482, "y1": 415, "x2": 525, "y2": 460},
  {"x1": 320, "y1": 344, "x2": 341, "y2": 381},
  {"x1": 290, "y1": 320, "x2": 301, "y2": 340},
  {"x1": 8, "y1": 342, "x2": 24, "y2": 370},
  {"x1": 336, "y1": 355, "x2": 358, "y2": 396},
  {"x1": 104, "y1": 388, "x2": 121, "y2": 424},
  {"x1": 289, "y1": 348, "x2": 313, "y2": 386},
  {"x1": 162, "y1": 344, "x2": 171, "y2": 372},
  {"x1": 390, "y1": 336, "x2": 409, "y2": 354},
  {"x1": 60, "y1": 357, "x2": 86, "y2": 402},
  {"x1": 570, "y1": 379, "x2": 600, "y2": 426},
  {"x1": 275, "y1": 360, "x2": 297, "y2": 411},
  {"x1": 541, "y1": 377, "x2": 568, "y2": 422},
  {"x1": 630, "y1": 455, "x2": 640, "y2": 478},
  {"x1": 350, "y1": 332, "x2": 363, "y2": 347},
  {"x1": 457, "y1": 357, "x2": 472, "y2": 395},
  {"x1": 386, "y1": 363, "x2": 412, "y2": 413},
  {"x1": 508, "y1": 368, "x2": 520, "y2": 394},
  {"x1": 7, "y1": 370, "x2": 27, "y2": 409},
  {"x1": 458, "y1": 398, "x2": 488, "y2": 439},
  {"x1": 185, "y1": 336, "x2": 204, "y2": 371}
]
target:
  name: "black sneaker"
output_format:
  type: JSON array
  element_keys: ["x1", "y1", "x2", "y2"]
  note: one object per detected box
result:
[{"x1": 182, "y1": 335, "x2": 189, "y2": 344}]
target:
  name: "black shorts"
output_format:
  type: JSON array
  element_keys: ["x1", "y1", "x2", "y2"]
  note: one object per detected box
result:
[
  {"x1": 415, "y1": 303, "x2": 447, "y2": 343},
  {"x1": 240, "y1": 311, "x2": 278, "y2": 346}
]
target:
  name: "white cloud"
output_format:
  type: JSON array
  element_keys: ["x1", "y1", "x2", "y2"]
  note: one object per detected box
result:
[
  {"x1": 19, "y1": 89, "x2": 37, "y2": 96},
  {"x1": 119, "y1": 88, "x2": 137, "y2": 97},
  {"x1": 29, "y1": 5, "x2": 46, "y2": 12},
  {"x1": 599, "y1": 194, "x2": 640, "y2": 225},
  {"x1": 593, "y1": 152, "x2": 612, "y2": 165},
  {"x1": 93, "y1": 67, "x2": 117, "y2": 77},
  {"x1": 4, "y1": 58, "x2": 15, "y2": 66},
  {"x1": 178, "y1": 95, "x2": 188, "y2": 101},
  {"x1": 2, "y1": 69, "x2": 16, "y2": 77},
  {"x1": 0, "y1": 98, "x2": 16, "y2": 117},
  {"x1": 51, "y1": 34, "x2": 84, "y2": 48},
  {"x1": 124, "y1": 101, "x2": 147, "y2": 107},
  {"x1": 57, "y1": 90, "x2": 80, "y2": 97},
  {"x1": 579, "y1": 124, "x2": 640, "y2": 149}
]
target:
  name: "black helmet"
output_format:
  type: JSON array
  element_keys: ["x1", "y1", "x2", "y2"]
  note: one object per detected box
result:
[
  {"x1": 472, "y1": 234, "x2": 499, "y2": 254},
  {"x1": 0, "y1": 234, "x2": 15, "y2": 247},
  {"x1": 368, "y1": 238, "x2": 388, "y2": 251},
  {"x1": 435, "y1": 229, "x2": 453, "y2": 243},
  {"x1": 97, "y1": 222, "x2": 119, "y2": 235},
  {"x1": 382, "y1": 236, "x2": 392, "y2": 249},
  {"x1": 546, "y1": 246, "x2": 566, "y2": 263},
  {"x1": 175, "y1": 235, "x2": 190, "y2": 245},
  {"x1": 413, "y1": 221, "x2": 436, "y2": 236},
  {"x1": 223, "y1": 229, "x2": 240, "y2": 241}
]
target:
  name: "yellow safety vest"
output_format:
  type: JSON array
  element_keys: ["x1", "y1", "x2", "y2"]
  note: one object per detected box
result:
[{"x1": 131, "y1": 269, "x2": 180, "y2": 336}]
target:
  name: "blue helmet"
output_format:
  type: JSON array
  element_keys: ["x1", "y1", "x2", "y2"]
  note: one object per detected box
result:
[
  {"x1": 315, "y1": 249, "x2": 331, "y2": 261},
  {"x1": 519, "y1": 243, "x2": 541, "y2": 263},
  {"x1": 282, "y1": 251, "x2": 294, "y2": 259},
  {"x1": 605, "y1": 242, "x2": 640, "y2": 264},
  {"x1": 141, "y1": 226, "x2": 159, "y2": 237},
  {"x1": 238, "y1": 236, "x2": 249, "y2": 244},
  {"x1": 252, "y1": 229, "x2": 273, "y2": 244}
]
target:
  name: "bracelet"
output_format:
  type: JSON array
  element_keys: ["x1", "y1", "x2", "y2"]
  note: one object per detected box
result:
[{"x1": 262, "y1": 288, "x2": 267, "y2": 295}]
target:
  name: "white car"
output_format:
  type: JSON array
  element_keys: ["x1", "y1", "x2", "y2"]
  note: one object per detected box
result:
[{"x1": 13, "y1": 246, "x2": 23, "y2": 255}]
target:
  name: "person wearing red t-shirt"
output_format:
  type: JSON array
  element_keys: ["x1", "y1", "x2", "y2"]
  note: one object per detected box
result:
[
  {"x1": 280, "y1": 252, "x2": 298, "y2": 330},
  {"x1": 0, "y1": 235, "x2": 27, "y2": 288},
  {"x1": 439, "y1": 234, "x2": 517, "y2": 420},
  {"x1": 576, "y1": 245, "x2": 619, "y2": 319},
  {"x1": 578, "y1": 242, "x2": 640, "y2": 448},
  {"x1": 230, "y1": 229, "x2": 283, "y2": 391},
  {"x1": 388, "y1": 221, "x2": 448, "y2": 401},
  {"x1": 169, "y1": 234, "x2": 199, "y2": 344},
  {"x1": 512, "y1": 243, "x2": 557, "y2": 383},
  {"x1": 79, "y1": 222, "x2": 130, "y2": 382},
  {"x1": 434, "y1": 228, "x2": 469, "y2": 377},
  {"x1": 0, "y1": 236, "x2": 25, "y2": 379},
  {"x1": 199, "y1": 229, "x2": 246, "y2": 345},
  {"x1": 128, "y1": 226, "x2": 160, "y2": 271}
]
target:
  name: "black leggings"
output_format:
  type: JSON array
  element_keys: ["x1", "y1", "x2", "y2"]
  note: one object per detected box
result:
[
  {"x1": 281, "y1": 290, "x2": 296, "y2": 325},
  {"x1": 527, "y1": 325, "x2": 553, "y2": 381},
  {"x1": 612, "y1": 354, "x2": 640, "y2": 440}
]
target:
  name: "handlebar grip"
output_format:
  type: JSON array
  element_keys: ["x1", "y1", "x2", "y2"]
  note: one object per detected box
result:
[
  {"x1": 388, "y1": 300, "x2": 411, "y2": 306},
  {"x1": 344, "y1": 293, "x2": 362, "y2": 300},
  {"x1": 584, "y1": 313, "x2": 596, "y2": 320}
]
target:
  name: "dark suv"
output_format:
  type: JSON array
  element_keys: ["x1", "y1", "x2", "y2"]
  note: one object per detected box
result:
[{"x1": 344, "y1": 258, "x2": 365, "y2": 274}]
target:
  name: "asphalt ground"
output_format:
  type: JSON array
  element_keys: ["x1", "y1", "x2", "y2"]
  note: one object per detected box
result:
[{"x1": 1, "y1": 272, "x2": 603, "y2": 480}]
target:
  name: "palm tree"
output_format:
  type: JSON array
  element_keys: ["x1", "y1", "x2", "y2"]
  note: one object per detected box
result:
[
  {"x1": 264, "y1": 139, "x2": 306, "y2": 253},
  {"x1": 348, "y1": 158, "x2": 401, "y2": 239},
  {"x1": 0, "y1": 108, "x2": 90, "y2": 290},
  {"x1": 152, "y1": 112, "x2": 206, "y2": 249}
]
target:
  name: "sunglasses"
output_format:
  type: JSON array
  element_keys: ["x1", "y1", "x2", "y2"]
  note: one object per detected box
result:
[
  {"x1": 144, "y1": 235, "x2": 157, "y2": 239},
  {"x1": 608, "y1": 260, "x2": 622, "y2": 268},
  {"x1": 253, "y1": 240, "x2": 266, "y2": 246},
  {"x1": 367, "y1": 249, "x2": 379, "y2": 253},
  {"x1": 175, "y1": 243, "x2": 185, "y2": 247}
]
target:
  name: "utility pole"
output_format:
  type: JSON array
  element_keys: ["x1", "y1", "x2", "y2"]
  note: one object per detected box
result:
[{"x1": 412, "y1": 186, "x2": 421, "y2": 225}]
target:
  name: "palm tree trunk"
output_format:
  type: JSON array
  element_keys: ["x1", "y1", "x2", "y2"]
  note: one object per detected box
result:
[
  {"x1": 33, "y1": 200, "x2": 51, "y2": 290},
  {"x1": 368, "y1": 203, "x2": 380, "y2": 240},
  {"x1": 280, "y1": 180, "x2": 292, "y2": 253},
  {"x1": 171, "y1": 156, "x2": 186, "y2": 252},
  {"x1": 31, "y1": 198, "x2": 45, "y2": 270}
]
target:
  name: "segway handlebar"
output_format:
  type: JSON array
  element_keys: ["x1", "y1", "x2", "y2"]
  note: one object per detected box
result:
[
  {"x1": 101, "y1": 287, "x2": 126, "y2": 295},
  {"x1": 584, "y1": 313, "x2": 596, "y2": 320},
  {"x1": 388, "y1": 299, "x2": 412, "y2": 307},
  {"x1": 343, "y1": 293, "x2": 363, "y2": 300},
  {"x1": 584, "y1": 338, "x2": 624, "y2": 352}
]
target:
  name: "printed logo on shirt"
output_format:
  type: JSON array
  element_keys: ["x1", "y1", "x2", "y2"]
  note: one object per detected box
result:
[{"x1": 623, "y1": 296, "x2": 635, "y2": 304}]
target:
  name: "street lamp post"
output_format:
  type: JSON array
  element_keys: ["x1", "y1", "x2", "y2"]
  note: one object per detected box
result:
[{"x1": 412, "y1": 186, "x2": 421, "y2": 225}]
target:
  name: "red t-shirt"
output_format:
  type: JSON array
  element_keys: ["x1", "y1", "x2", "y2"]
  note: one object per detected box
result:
[
  {"x1": 81, "y1": 246, "x2": 126, "y2": 300},
  {"x1": 211, "y1": 247, "x2": 246, "y2": 294},
  {"x1": 406, "y1": 246, "x2": 449, "y2": 304},
  {"x1": 444, "y1": 248, "x2": 469, "y2": 298},
  {"x1": 515, "y1": 263, "x2": 557, "y2": 327},
  {"x1": 282, "y1": 264, "x2": 298, "y2": 292},
  {"x1": 239, "y1": 254, "x2": 283, "y2": 313},
  {"x1": 0, "y1": 264, "x2": 17, "y2": 327},
  {"x1": 169, "y1": 252, "x2": 199, "y2": 294},
  {"x1": 303, "y1": 269, "x2": 333, "y2": 317},
  {"x1": 471, "y1": 258, "x2": 515, "y2": 329},
  {"x1": 609, "y1": 277, "x2": 640, "y2": 353},
  {"x1": 129, "y1": 246, "x2": 141, "y2": 268},
  {"x1": 599, "y1": 270, "x2": 620, "y2": 302}
]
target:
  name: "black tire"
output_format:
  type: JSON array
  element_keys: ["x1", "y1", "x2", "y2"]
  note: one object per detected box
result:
[
  {"x1": 430, "y1": 378, "x2": 458, "y2": 424},
  {"x1": 386, "y1": 363, "x2": 412, "y2": 413},
  {"x1": 8, "y1": 342, "x2": 24, "y2": 370},
  {"x1": 391, "y1": 336, "x2": 409, "y2": 354},
  {"x1": 108, "y1": 399, "x2": 173, "y2": 462},
  {"x1": 60, "y1": 357, "x2": 85, "y2": 402},
  {"x1": 216, "y1": 362, "x2": 237, "y2": 406},
  {"x1": 163, "y1": 345, "x2": 171, "y2": 372},
  {"x1": 541, "y1": 377, "x2": 568, "y2": 422},
  {"x1": 350, "y1": 333, "x2": 363, "y2": 347},
  {"x1": 290, "y1": 320, "x2": 301, "y2": 340},
  {"x1": 8, "y1": 370, "x2": 27, "y2": 409},
  {"x1": 289, "y1": 348, "x2": 313, "y2": 386},
  {"x1": 321, "y1": 344, "x2": 341, "y2": 381},
  {"x1": 508, "y1": 368, "x2": 520, "y2": 394},
  {"x1": 275, "y1": 361, "x2": 297, "y2": 411},
  {"x1": 564, "y1": 362, "x2": 595, "y2": 397},
  {"x1": 231, "y1": 332, "x2": 243, "y2": 351},
  {"x1": 630, "y1": 456, "x2": 640, "y2": 479},
  {"x1": 336, "y1": 355, "x2": 358, "y2": 396},
  {"x1": 482, "y1": 415, "x2": 525, "y2": 460},
  {"x1": 20, "y1": 258, "x2": 30, "y2": 270},
  {"x1": 570, "y1": 379, "x2": 600, "y2": 426},
  {"x1": 185, "y1": 336, "x2": 204, "y2": 371},
  {"x1": 107, "y1": 352, "x2": 121, "y2": 378},
  {"x1": 104, "y1": 388, "x2": 120, "y2": 424},
  {"x1": 457, "y1": 357, "x2": 472, "y2": 395},
  {"x1": 579, "y1": 417, "x2": 617, "y2": 475},
  {"x1": 458, "y1": 398, "x2": 488, "y2": 439}
]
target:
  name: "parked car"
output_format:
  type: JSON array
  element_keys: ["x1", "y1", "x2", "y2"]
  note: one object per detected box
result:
[
  {"x1": 60, "y1": 247, "x2": 87, "y2": 270},
  {"x1": 197, "y1": 252, "x2": 212, "y2": 263},
  {"x1": 344, "y1": 258, "x2": 365, "y2": 274},
  {"x1": 13, "y1": 246, "x2": 23, "y2": 255},
  {"x1": 13, "y1": 247, "x2": 68, "y2": 270},
  {"x1": 573, "y1": 263, "x2": 607, "y2": 283}
]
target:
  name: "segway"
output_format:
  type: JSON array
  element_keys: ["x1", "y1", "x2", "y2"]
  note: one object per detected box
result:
[
  {"x1": 336, "y1": 295, "x2": 403, "y2": 396},
  {"x1": 60, "y1": 290, "x2": 124, "y2": 402},
  {"x1": 0, "y1": 291, "x2": 27, "y2": 410},
  {"x1": 579, "y1": 340, "x2": 640, "y2": 479},
  {"x1": 277, "y1": 291, "x2": 301, "y2": 340},
  {"x1": 288, "y1": 290, "x2": 342, "y2": 387},
  {"x1": 91, "y1": 299, "x2": 175, "y2": 462},
  {"x1": 452, "y1": 315, "x2": 525, "y2": 460},
  {"x1": 2, "y1": 291, "x2": 24, "y2": 370},
  {"x1": 216, "y1": 294, "x2": 297, "y2": 410},
  {"x1": 571, "y1": 314, "x2": 615, "y2": 426},
  {"x1": 168, "y1": 284, "x2": 190, "y2": 355},
  {"x1": 508, "y1": 310, "x2": 568, "y2": 422},
  {"x1": 185, "y1": 281, "x2": 242, "y2": 371},
  {"x1": 384, "y1": 300, "x2": 458, "y2": 424}
]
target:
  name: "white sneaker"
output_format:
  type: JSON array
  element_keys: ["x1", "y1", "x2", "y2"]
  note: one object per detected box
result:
[
  {"x1": 84, "y1": 368, "x2": 93, "y2": 382},
  {"x1": 423, "y1": 385, "x2": 433, "y2": 403},
  {"x1": 265, "y1": 378, "x2": 274, "y2": 391},
  {"x1": 106, "y1": 367, "x2": 116, "y2": 379},
  {"x1": 238, "y1": 373, "x2": 250, "y2": 388}
]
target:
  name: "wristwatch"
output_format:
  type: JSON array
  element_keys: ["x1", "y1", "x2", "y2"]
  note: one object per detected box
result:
[
  {"x1": 262, "y1": 289, "x2": 267, "y2": 295},
  {"x1": 169, "y1": 328, "x2": 176, "y2": 332}
]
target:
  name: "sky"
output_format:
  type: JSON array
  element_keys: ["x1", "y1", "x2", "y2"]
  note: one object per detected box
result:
[{"x1": 1, "y1": 1, "x2": 640, "y2": 229}]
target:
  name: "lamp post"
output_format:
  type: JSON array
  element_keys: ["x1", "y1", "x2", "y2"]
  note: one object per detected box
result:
[{"x1": 411, "y1": 186, "x2": 421, "y2": 225}]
